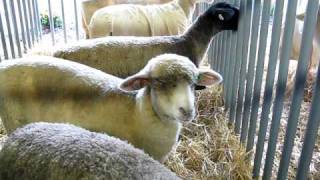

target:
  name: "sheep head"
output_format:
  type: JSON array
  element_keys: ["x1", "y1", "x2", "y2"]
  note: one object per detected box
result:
[
  {"x1": 206, "y1": 2, "x2": 239, "y2": 31},
  {"x1": 119, "y1": 54, "x2": 222, "y2": 123}
]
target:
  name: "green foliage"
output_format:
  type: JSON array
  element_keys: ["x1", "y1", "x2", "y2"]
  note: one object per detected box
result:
[{"x1": 40, "y1": 13, "x2": 62, "y2": 31}]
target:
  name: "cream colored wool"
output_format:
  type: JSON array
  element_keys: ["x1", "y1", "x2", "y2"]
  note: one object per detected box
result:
[
  {"x1": 81, "y1": 0, "x2": 171, "y2": 38},
  {"x1": 88, "y1": 0, "x2": 198, "y2": 38},
  {"x1": 0, "y1": 122, "x2": 180, "y2": 180}
]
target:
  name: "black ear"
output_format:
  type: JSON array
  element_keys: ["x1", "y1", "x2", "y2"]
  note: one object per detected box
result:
[{"x1": 215, "y1": 8, "x2": 236, "y2": 21}]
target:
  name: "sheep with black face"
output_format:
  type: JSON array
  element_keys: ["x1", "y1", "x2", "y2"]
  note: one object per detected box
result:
[
  {"x1": 34, "y1": 2, "x2": 239, "y2": 79},
  {"x1": 0, "y1": 54, "x2": 222, "y2": 161}
]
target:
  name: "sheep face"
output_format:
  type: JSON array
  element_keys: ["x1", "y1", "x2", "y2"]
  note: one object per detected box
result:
[
  {"x1": 206, "y1": 2, "x2": 239, "y2": 31},
  {"x1": 120, "y1": 54, "x2": 222, "y2": 123}
]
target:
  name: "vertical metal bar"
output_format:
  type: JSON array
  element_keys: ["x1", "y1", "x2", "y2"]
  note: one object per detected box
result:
[
  {"x1": 61, "y1": 0, "x2": 67, "y2": 43},
  {"x1": 214, "y1": 34, "x2": 221, "y2": 71},
  {"x1": 223, "y1": 31, "x2": 232, "y2": 110},
  {"x1": 226, "y1": 0, "x2": 238, "y2": 116},
  {"x1": 10, "y1": 0, "x2": 22, "y2": 57},
  {"x1": 214, "y1": 33, "x2": 219, "y2": 71},
  {"x1": 27, "y1": 0, "x2": 35, "y2": 45},
  {"x1": 229, "y1": 0, "x2": 244, "y2": 125},
  {"x1": 74, "y1": 0, "x2": 80, "y2": 40},
  {"x1": 262, "y1": 0, "x2": 299, "y2": 178},
  {"x1": 31, "y1": 0, "x2": 38, "y2": 42},
  {"x1": 217, "y1": 33, "x2": 224, "y2": 73},
  {"x1": 221, "y1": 32, "x2": 228, "y2": 77},
  {"x1": 0, "y1": 23, "x2": 7, "y2": 59},
  {"x1": 296, "y1": 60, "x2": 320, "y2": 180},
  {"x1": 0, "y1": 13, "x2": 8, "y2": 59},
  {"x1": 3, "y1": 0, "x2": 16, "y2": 58},
  {"x1": 222, "y1": 31, "x2": 231, "y2": 102},
  {"x1": 218, "y1": 33, "x2": 225, "y2": 76},
  {"x1": 22, "y1": 0, "x2": 32, "y2": 48},
  {"x1": 235, "y1": 0, "x2": 253, "y2": 137},
  {"x1": 35, "y1": 0, "x2": 42, "y2": 40},
  {"x1": 250, "y1": 0, "x2": 271, "y2": 177},
  {"x1": 241, "y1": 0, "x2": 261, "y2": 144},
  {"x1": 253, "y1": 0, "x2": 285, "y2": 176},
  {"x1": 17, "y1": 0, "x2": 27, "y2": 53},
  {"x1": 277, "y1": 0, "x2": 319, "y2": 178},
  {"x1": 48, "y1": 0, "x2": 55, "y2": 46}
]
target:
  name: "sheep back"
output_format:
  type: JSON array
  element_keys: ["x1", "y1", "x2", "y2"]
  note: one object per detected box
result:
[
  {"x1": 0, "y1": 122, "x2": 180, "y2": 180},
  {"x1": 53, "y1": 36, "x2": 195, "y2": 78},
  {"x1": 88, "y1": 2, "x2": 188, "y2": 38}
]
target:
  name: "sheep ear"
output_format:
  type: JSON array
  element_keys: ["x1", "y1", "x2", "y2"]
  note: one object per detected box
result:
[
  {"x1": 119, "y1": 75, "x2": 150, "y2": 92},
  {"x1": 215, "y1": 8, "x2": 235, "y2": 21},
  {"x1": 196, "y1": 70, "x2": 222, "y2": 86}
]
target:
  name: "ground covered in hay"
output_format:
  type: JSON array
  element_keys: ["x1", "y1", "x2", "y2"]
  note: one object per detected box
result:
[{"x1": 165, "y1": 86, "x2": 252, "y2": 179}]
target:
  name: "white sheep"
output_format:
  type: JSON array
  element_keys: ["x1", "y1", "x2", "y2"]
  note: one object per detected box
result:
[
  {"x1": 81, "y1": 0, "x2": 171, "y2": 38},
  {"x1": 280, "y1": 9, "x2": 320, "y2": 97},
  {"x1": 39, "y1": 2, "x2": 238, "y2": 80},
  {"x1": 0, "y1": 54, "x2": 222, "y2": 161},
  {"x1": 0, "y1": 122, "x2": 180, "y2": 180},
  {"x1": 88, "y1": 0, "x2": 202, "y2": 38}
]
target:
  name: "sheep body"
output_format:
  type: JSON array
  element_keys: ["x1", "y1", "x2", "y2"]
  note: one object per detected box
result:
[
  {"x1": 48, "y1": 2, "x2": 239, "y2": 78},
  {"x1": 0, "y1": 54, "x2": 221, "y2": 161},
  {"x1": 0, "y1": 122, "x2": 180, "y2": 180},
  {"x1": 280, "y1": 9, "x2": 320, "y2": 97},
  {"x1": 81, "y1": 0, "x2": 171, "y2": 38},
  {"x1": 88, "y1": 0, "x2": 193, "y2": 38}
]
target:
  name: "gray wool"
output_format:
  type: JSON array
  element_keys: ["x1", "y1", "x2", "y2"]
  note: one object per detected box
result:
[{"x1": 0, "y1": 122, "x2": 180, "y2": 180}]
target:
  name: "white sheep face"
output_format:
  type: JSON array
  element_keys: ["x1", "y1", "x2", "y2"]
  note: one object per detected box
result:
[{"x1": 150, "y1": 80, "x2": 196, "y2": 123}]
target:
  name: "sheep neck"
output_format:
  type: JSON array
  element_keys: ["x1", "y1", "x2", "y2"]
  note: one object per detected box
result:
[
  {"x1": 183, "y1": 14, "x2": 220, "y2": 65},
  {"x1": 175, "y1": 0, "x2": 195, "y2": 17},
  {"x1": 133, "y1": 88, "x2": 181, "y2": 160}
]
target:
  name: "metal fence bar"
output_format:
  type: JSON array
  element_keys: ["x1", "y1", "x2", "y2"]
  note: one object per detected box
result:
[
  {"x1": 253, "y1": 0, "x2": 285, "y2": 176},
  {"x1": 250, "y1": 0, "x2": 271, "y2": 176},
  {"x1": 74, "y1": 0, "x2": 80, "y2": 40},
  {"x1": 235, "y1": 0, "x2": 253, "y2": 137},
  {"x1": 223, "y1": 31, "x2": 232, "y2": 110},
  {"x1": 27, "y1": 0, "x2": 35, "y2": 45},
  {"x1": 0, "y1": 13, "x2": 8, "y2": 60},
  {"x1": 232, "y1": 0, "x2": 247, "y2": 133},
  {"x1": 222, "y1": 31, "x2": 231, "y2": 102},
  {"x1": 3, "y1": 0, "x2": 16, "y2": 58},
  {"x1": 228, "y1": 0, "x2": 243, "y2": 124},
  {"x1": 48, "y1": 0, "x2": 55, "y2": 46},
  {"x1": 240, "y1": 0, "x2": 261, "y2": 143},
  {"x1": 35, "y1": 0, "x2": 42, "y2": 40},
  {"x1": 217, "y1": 33, "x2": 224, "y2": 73},
  {"x1": 277, "y1": 0, "x2": 319, "y2": 178},
  {"x1": 10, "y1": 0, "x2": 22, "y2": 57},
  {"x1": 296, "y1": 60, "x2": 320, "y2": 180},
  {"x1": 22, "y1": 0, "x2": 32, "y2": 48},
  {"x1": 61, "y1": 0, "x2": 67, "y2": 43},
  {"x1": 262, "y1": 0, "x2": 298, "y2": 179},
  {"x1": 226, "y1": 0, "x2": 238, "y2": 116},
  {"x1": 216, "y1": 34, "x2": 221, "y2": 71},
  {"x1": 31, "y1": 0, "x2": 38, "y2": 42},
  {"x1": 17, "y1": 0, "x2": 27, "y2": 53},
  {"x1": 220, "y1": 32, "x2": 225, "y2": 76}
]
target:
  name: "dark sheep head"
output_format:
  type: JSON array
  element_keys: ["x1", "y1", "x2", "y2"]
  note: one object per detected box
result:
[{"x1": 206, "y1": 2, "x2": 239, "y2": 31}]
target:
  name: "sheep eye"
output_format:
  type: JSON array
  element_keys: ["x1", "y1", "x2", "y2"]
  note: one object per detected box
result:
[{"x1": 153, "y1": 79, "x2": 166, "y2": 87}]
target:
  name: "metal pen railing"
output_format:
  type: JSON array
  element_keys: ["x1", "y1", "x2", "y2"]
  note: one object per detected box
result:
[{"x1": 201, "y1": 0, "x2": 320, "y2": 179}]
